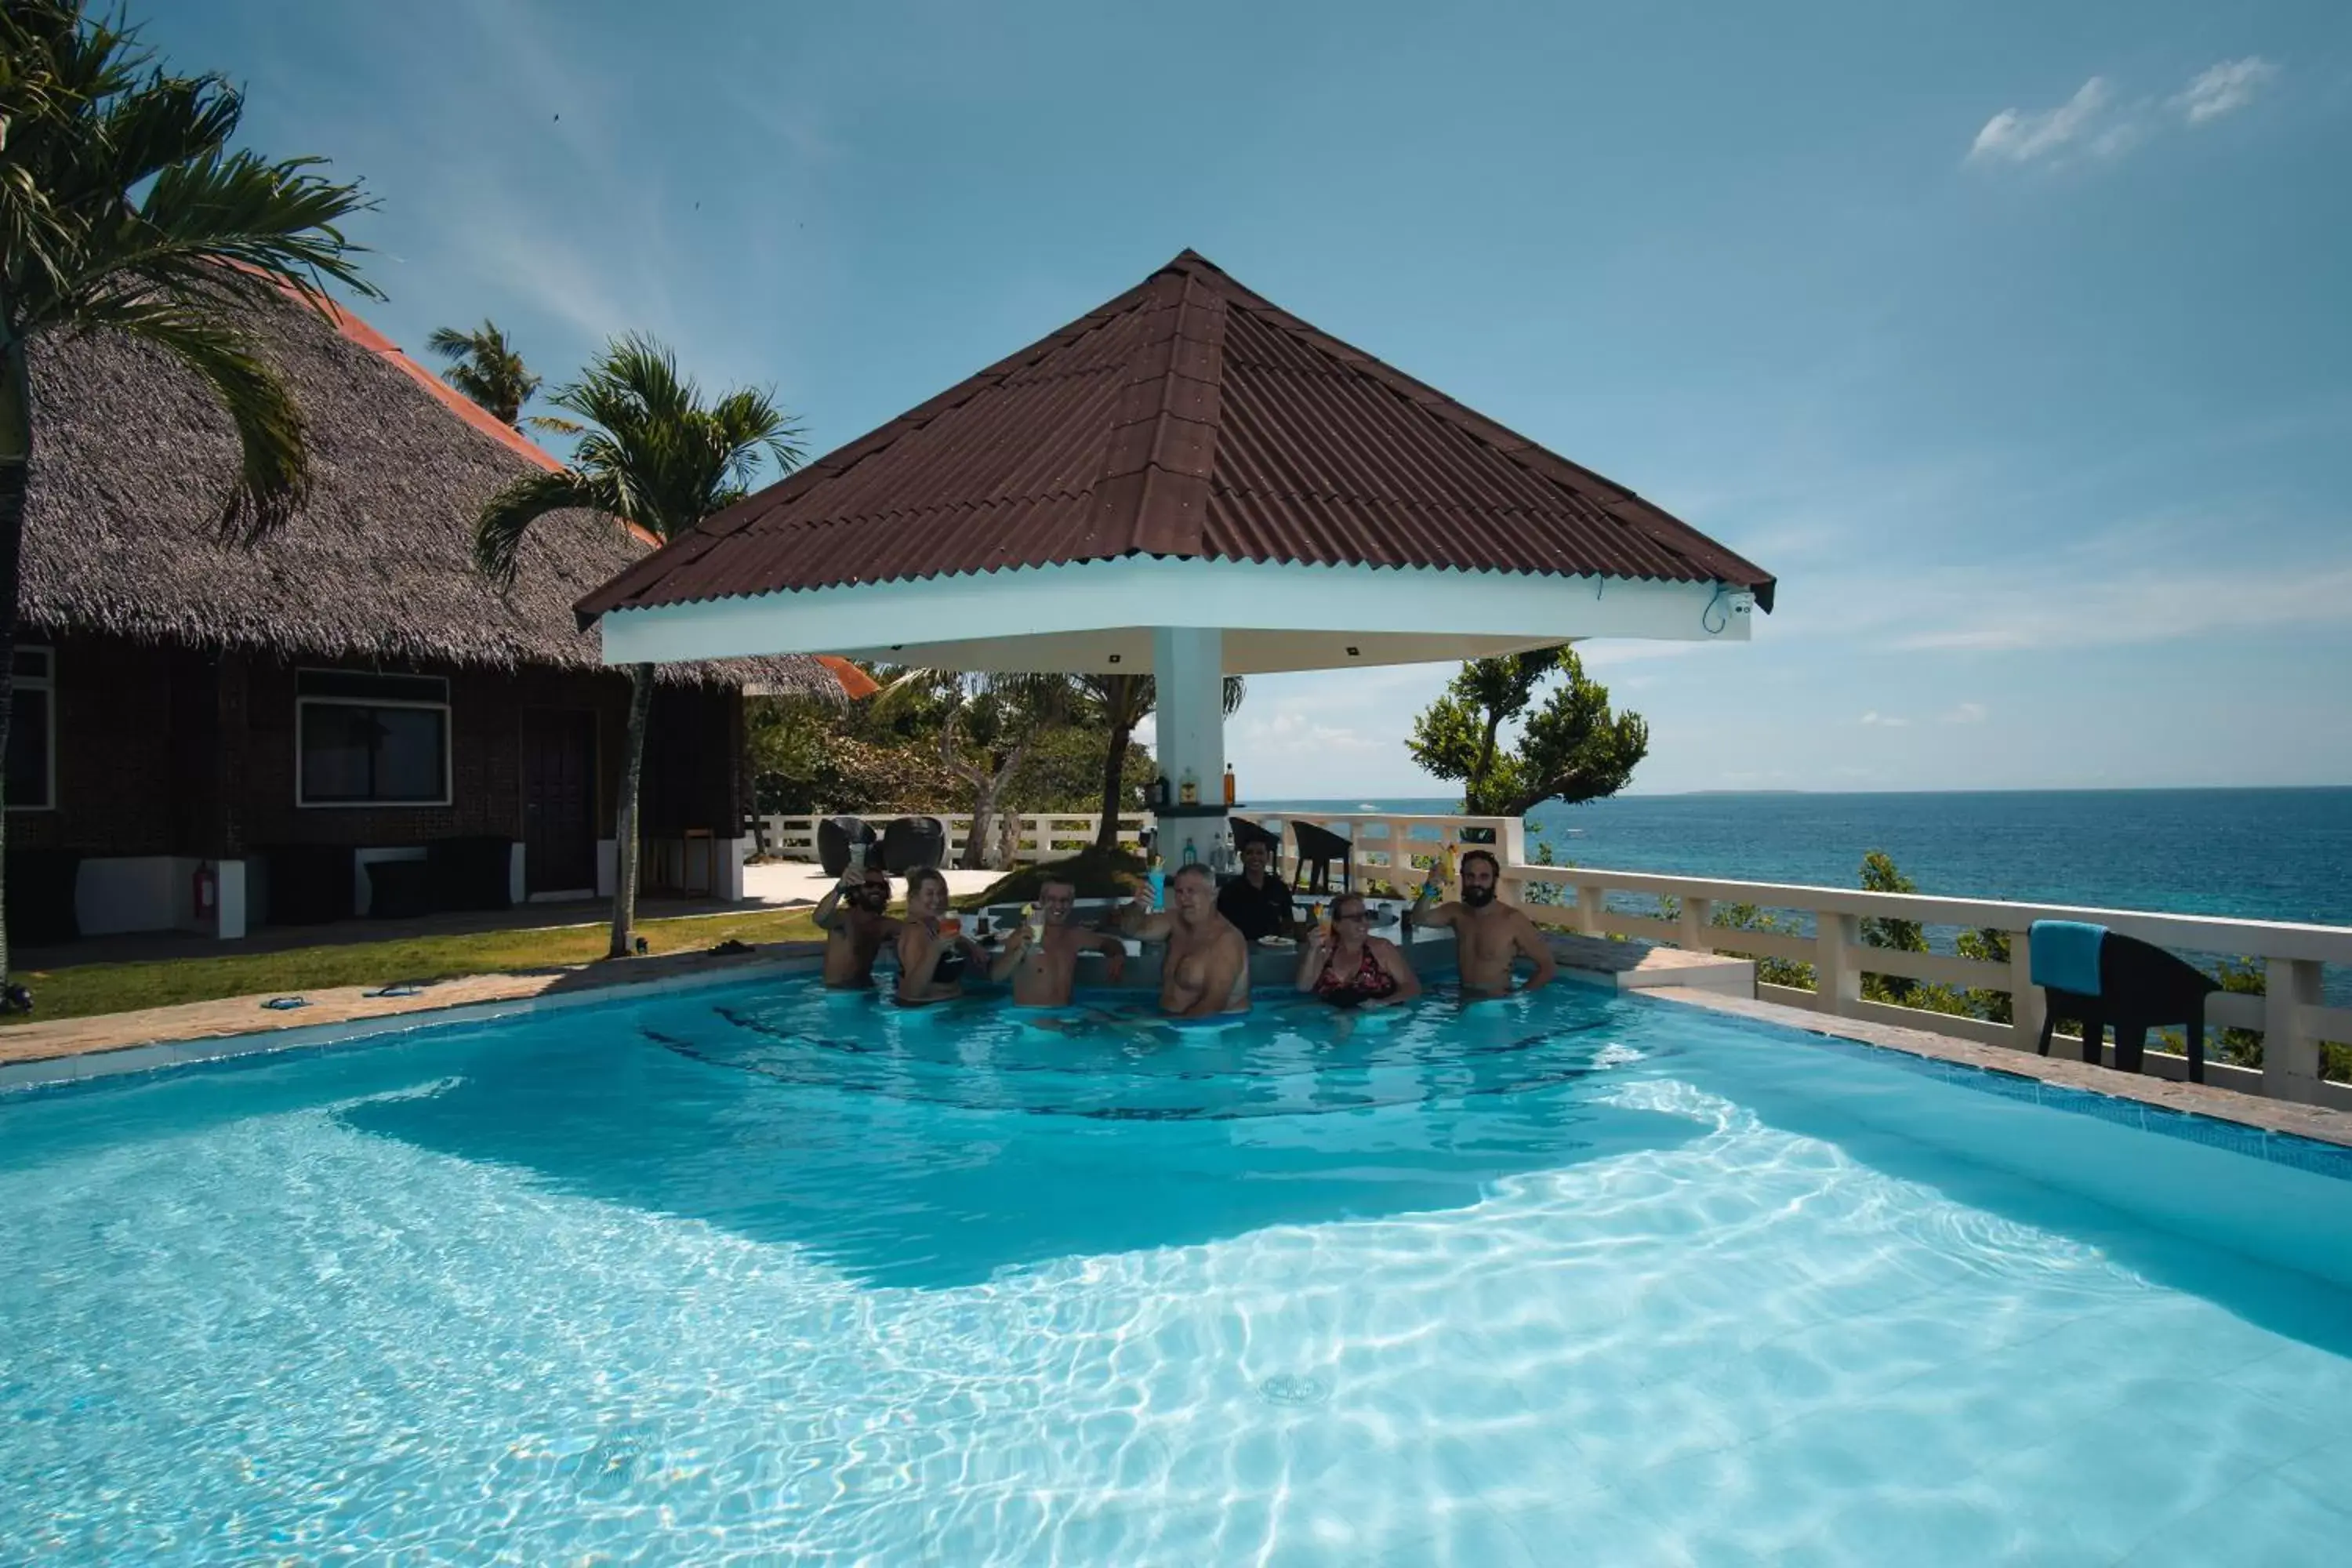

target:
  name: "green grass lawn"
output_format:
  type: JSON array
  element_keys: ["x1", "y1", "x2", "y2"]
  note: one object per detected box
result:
[{"x1": 6, "y1": 906, "x2": 826, "y2": 1025}]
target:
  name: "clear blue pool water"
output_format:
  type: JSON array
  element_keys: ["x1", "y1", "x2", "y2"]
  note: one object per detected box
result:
[{"x1": 4, "y1": 978, "x2": 2350, "y2": 1565}]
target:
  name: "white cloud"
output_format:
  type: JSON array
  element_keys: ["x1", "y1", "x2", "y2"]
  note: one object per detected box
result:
[
  {"x1": 1968, "y1": 78, "x2": 2124, "y2": 165},
  {"x1": 1858, "y1": 711, "x2": 1910, "y2": 728},
  {"x1": 2172, "y1": 57, "x2": 2279, "y2": 125},
  {"x1": 1941, "y1": 702, "x2": 1990, "y2": 725},
  {"x1": 1892, "y1": 563, "x2": 2352, "y2": 652}
]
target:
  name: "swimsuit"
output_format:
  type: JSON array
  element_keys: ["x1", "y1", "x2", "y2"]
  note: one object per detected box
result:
[{"x1": 1315, "y1": 944, "x2": 1399, "y2": 1007}]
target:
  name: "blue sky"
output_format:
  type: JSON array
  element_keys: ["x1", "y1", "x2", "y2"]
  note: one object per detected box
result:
[{"x1": 165, "y1": 0, "x2": 2352, "y2": 797}]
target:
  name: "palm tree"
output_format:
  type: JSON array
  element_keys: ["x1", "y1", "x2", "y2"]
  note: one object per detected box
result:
[
  {"x1": 472, "y1": 334, "x2": 804, "y2": 958},
  {"x1": 1072, "y1": 673, "x2": 1244, "y2": 852},
  {"x1": 427, "y1": 318, "x2": 539, "y2": 429},
  {"x1": 874, "y1": 669, "x2": 1244, "y2": 855},
  {"x1": 0, "y1": 2, "x2": 372, "y2": 988}
]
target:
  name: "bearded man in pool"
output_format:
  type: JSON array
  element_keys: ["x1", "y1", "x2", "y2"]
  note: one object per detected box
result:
[
  {"x1": 1116, "y1": 862, "x2": 1251, "y2": 1018},
  {"x1": 811, "y1": 863, "x2": 899, "y2": 989},
  {"x1": 1405, "y1": 848, "x2": 1556, "y2": 996}
]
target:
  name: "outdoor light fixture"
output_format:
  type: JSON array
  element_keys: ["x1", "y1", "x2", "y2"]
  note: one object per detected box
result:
[
  {"x1": 1108, "y1": 653, "x2": 1121, "y2": 663},
  {"x1": 1346, "y1": 646, "x2": 1359, "y2": 657}
]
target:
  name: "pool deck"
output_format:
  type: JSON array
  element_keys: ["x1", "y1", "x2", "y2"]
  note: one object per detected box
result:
[{"x1": 4, "y1": 929, "x2": 2349, "y2": 1151}]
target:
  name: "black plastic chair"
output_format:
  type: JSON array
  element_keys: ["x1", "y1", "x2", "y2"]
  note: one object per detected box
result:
[
  {"x1": 1290, "y1": 819, "x2": 1352, "y2": 897},
  {"x1": 1230, "y1": 816, "x2": 1282, "y2": 856},
  {"x1": 2032, "y1": 922, "x2": 2223, "y2": 1083},
  {"x1": 815, "y1": 815, "x2": 879, "y2": 878},
  {"x1": 880, "y1": 815, "x2": 947, "y2": 875}
]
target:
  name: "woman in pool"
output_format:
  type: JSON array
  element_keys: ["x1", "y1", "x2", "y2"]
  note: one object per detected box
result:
[
  {"x1": 895, "y1": 868, "x2": 980, "y2": 1006},
  {"x1": 1294, "y1": 892, "x2": 1421, "y2": 1010}
]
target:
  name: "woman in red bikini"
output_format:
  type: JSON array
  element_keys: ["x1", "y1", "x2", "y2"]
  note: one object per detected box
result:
[{"x1": 1294, "y1": 893, "x2": 1422, "y2": 1010}]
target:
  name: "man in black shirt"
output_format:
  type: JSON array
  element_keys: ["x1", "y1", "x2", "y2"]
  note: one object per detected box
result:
[{"x1": 1215, "y1": 837, "x2": 1295, "y2": 942}]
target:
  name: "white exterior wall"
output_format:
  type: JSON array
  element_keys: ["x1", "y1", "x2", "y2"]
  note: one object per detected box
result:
[{"x1": 71, "y1": 855, "x2": 248, "y2": 939}]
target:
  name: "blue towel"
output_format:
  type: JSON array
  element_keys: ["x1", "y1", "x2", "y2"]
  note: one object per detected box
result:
[{"x1": 2028, "y1": 920, "x2": 2106, "y2": 996}]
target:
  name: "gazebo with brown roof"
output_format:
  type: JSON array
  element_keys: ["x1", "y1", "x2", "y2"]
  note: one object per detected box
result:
[{"x1": 579, "y1": 250, "x2": 1776, "y2": 865}]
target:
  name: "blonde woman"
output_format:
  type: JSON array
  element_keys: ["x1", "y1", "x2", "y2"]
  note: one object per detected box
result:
[{"x1": 895, "y1": 867, "x2": 978, "y2": 1005}]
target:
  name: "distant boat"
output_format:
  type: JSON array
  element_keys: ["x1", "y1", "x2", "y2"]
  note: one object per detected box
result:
[{"x1": 1359, "y1": 802, "x2": 1379, "y2": 811}]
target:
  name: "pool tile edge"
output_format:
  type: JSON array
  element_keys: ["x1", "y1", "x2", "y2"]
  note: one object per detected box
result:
[{"x1": 1642, "y1": 984, "x2": 2352, "y2": 1151}]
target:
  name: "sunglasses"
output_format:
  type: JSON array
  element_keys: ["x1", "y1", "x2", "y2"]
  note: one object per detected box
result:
[{"x1": 1334, "y1": 909, "x2": 1370, "y2": 923}]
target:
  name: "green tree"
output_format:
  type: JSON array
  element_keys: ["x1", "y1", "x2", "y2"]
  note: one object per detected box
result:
[
  {"x1": 1857, "y1": 849, "x2": 1931, "y2": 1004},
  {"x1": 1955, "y1": 926, "x2": 2013, "y2": 1024},
  {"x1": 427, "y1": 318, "x2": 540, "y2": 429},
  {"x1": 1406, "y1": 648, "x2": 1647, "y2": 816},
  {"x1": 873, "y1": 670, "x2": 1243, "y2": 854},
  {"x1": 1709, "y1": 903, "x2": 1818, "y2": 990},
  {"x1": 474, "y1": 334, "x2": 804, "y2": 957},
  {"x1": 0, "y1": 1, "x2": 373, "y2": 987},
  {"x1": 1068, "y1": 673, "x2": 1246, "y2": 851}
]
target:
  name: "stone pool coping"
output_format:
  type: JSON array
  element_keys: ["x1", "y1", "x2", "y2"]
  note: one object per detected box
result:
[
  {"x1": 5, "y1": 935, "x2": 2348, "y2": 1160},
  {"x1": 1649, "y1": 984, "x2": 2352, "y2": 1151},
  {"x1": 0, "y1": 941, "x2": 829, "y2": 1089}
]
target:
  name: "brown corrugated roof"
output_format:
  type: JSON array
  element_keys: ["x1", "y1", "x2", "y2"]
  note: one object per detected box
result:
[{"x1": 576, "y1": 251, "x2": 1776, "y2": 622}]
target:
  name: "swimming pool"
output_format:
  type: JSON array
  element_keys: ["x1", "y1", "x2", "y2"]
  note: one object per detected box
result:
[{"x1": 4, "y1": 977, "x2": 2349, "y2": 1564}]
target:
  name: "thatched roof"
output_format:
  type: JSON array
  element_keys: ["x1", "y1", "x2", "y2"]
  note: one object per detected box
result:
[{"x1": 19, "y1": 290, "x2": 847, "y2": 695}]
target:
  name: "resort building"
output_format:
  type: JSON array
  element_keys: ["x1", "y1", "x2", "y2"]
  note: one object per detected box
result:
[{"x1": 9, "y1": 294, "x2": 848, "y2": 945}]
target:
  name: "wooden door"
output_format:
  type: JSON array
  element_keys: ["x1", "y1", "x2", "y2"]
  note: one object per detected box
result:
[{"x1": 521, "y1": 710, "x2": 597, "y2": 894}]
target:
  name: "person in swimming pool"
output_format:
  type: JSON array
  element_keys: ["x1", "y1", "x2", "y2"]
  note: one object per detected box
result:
[
  {"x1": 1405, "y1": 848, "x2": 1556, "y2": 996},
  {"x1": 987, "y1": 878, "x2": 1127, "y2": 1007},
  {"x1": 895, "y1": 867, "x2": 980, "y2": 1005},
  {"x1": 811, "y1": 863, "x2": 899, "y2": 989},
  {"x1": 1295, "y1": 891, "x2": 1421, "y2": 1010},
  {"x1": 1116, "y1": 862, "x2": 1250, "y2": 1018}
]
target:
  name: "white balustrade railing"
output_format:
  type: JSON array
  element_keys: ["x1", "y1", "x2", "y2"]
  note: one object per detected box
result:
[
  {"x1": 747, "y1": 807, "x2": 2350, "y2": 1107},
  {"x1": 1504, "y1": 861, "x2": 2352, "y2": 1111},
  {"x1": 750, "y1": 812, "x2": 1148, "y2": 864}
]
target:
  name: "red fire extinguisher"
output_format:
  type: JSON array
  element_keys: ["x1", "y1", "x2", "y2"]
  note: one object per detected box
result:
[{"x1": 194, "y1": 862, "x2": 218, "y2": 919}]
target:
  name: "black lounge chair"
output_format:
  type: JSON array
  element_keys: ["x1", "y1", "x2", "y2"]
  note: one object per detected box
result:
[
  {"x1": 880, "y1": 815, "x2": 947, "y2": 875},
  {"x1": 1290, "y1": 819, "x2": 1352, "y2": 897},
  {"x1": 2031, "y1": 920, "x2": 2223, "y2": 1083},
  {"x1": 815, "y1": 815, "x2": 879, "y2": 878}
]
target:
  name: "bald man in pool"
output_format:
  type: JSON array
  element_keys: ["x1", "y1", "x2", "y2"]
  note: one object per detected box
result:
[{"x1": 1117, "y1": 863, "x2": 1251, "y2": 1018}]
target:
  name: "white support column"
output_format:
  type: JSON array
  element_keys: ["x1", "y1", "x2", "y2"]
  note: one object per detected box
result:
[{"x1": 1150, "y1": 626, "x2": 1228, "y2": 869}]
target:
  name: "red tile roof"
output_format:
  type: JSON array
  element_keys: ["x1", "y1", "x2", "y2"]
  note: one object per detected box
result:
[{"x1": 577, "y1": 251, "x2": 1775, "y2": 622}]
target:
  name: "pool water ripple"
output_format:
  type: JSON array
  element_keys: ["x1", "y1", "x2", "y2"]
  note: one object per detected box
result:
[{"x1": 3, "y1": 978, "x2": 2350, "y2": 1563}]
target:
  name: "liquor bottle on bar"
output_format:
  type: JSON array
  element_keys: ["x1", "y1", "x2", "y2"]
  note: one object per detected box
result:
[
  {"x1": 1180, "y1": 768, "x2": 1200, "y2": 806},
  {"x1": 1223, "y1": 764, "x2": 1236, "y2": 805}
]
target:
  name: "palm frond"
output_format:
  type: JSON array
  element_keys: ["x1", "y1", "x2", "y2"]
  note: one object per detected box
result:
[
  {"x1": 4, "y1": 11, "x2": 376, "y2": 340},
  {"x1": 472, "y1": 467, "x2": 615, "y2": 590},
  {"x1": 67, "y1": 296, "x2": 310, "y2": 543}
]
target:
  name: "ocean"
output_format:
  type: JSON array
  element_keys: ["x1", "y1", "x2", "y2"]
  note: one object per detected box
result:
[{"x1": 1259, "y1": 787, "x2": 2352, "y2": 929}]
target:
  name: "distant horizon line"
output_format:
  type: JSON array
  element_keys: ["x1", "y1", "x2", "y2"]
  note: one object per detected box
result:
[{"x1": 1254, "y1": 782, "x2": 2352, "y2": 803}]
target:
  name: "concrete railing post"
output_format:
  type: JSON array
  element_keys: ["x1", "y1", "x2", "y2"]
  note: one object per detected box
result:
[
  {"x1": 1817, "y1": 913, "x2": 1860, "y2": 1016},
  {"x1": 2007, "y1": 931, "x2": 2045, "y2": 1052},
  {"x1": 1576, "y1": 884, "x2": 1606, "y2": 937},
  {"x1": 1678, "y1": 895, "x2": 1714, "y2": 955},
  {"x1": 2263, "y1": 957, "x2": 2325, "y2": 1103}
]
